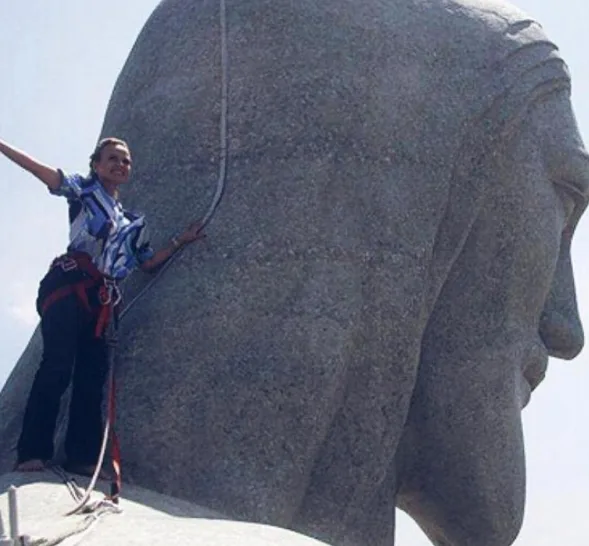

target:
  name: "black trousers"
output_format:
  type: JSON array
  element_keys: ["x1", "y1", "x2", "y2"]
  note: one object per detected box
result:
[{"x1": 17, "y1": 269, "x2": 109, "y2": 465}]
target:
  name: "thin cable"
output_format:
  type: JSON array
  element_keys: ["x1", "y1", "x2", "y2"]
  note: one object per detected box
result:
[
  {"x1": 48, "y1": 466, "x2": 84, "y2": 503},
  {"x1": 64, "y1": 377, "x2": 111, "y2": 516}
]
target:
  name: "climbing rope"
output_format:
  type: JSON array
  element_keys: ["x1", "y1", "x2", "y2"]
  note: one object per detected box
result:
[
  {"x1": 6, "y1": 472, "x2": 120, "y2": 546},
  {"x1": 119, "y1": 0, "x2": 229, "y2": 320},
  {"x1": 22, "y1": 503, "x2": 121, "y2": 546},
  {"x1": 49, "y1": 466, "x2": 85, "y2": 503}
]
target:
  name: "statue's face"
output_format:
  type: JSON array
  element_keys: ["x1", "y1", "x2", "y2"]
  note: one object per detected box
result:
[{"x1": 398, "y1": 92, "x2": 588, "y2": 545}]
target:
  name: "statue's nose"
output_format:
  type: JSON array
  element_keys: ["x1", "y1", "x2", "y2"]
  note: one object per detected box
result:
[
  {"x1": 539, "y1": 246, "x2": 584, "y2": 360},
  {"x1": 539, "y1": 308, "x2": 584, "y2": 360}
]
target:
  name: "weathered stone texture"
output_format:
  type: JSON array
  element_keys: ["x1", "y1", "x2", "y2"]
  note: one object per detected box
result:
[
  {"x1": 1, "y1": 1, "x2": 587, "y2": 545},
  {"x1": 0, "y1": 472, "x2": 330, "y2": 545}
]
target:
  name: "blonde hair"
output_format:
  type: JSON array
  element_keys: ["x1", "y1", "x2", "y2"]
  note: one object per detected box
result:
[
  {"x1": 89, "y1": 137, "x2": 130, "y2": 174},
  {"x1": 88, "y1": 138, "x2": 130, "y2": 199}
]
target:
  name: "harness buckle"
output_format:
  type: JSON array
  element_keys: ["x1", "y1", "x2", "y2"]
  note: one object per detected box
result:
[
  {"x1": 54, "y1": 257, "x2": 78, "y2": 272},
  {"x1": 111, "y1": 285, "x2": 122, "y2": 307},
  {"x1": 99, "y1": 286, "x2": 111, "y2": 306},
  {"x1": 100, "y1": 279, "x2": 122, "y2": 307}
]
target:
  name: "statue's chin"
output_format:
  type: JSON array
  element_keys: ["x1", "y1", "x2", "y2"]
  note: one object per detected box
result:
[
  {"x1": 519, "y1": 374, "x2": 533, "y2": 408},
  {"x1": 521, "y1": 345, "x2": 549, "y2": 407}
]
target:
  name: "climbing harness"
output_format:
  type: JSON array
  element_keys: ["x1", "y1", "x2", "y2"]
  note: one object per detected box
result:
[{"x1": 40, "y1": 252, "x2": 121, "y2": 339}]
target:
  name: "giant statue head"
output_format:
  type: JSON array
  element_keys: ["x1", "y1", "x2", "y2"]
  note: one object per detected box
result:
[{"x1": 1, "y1": 1, "x2": 587, "y2": 545}]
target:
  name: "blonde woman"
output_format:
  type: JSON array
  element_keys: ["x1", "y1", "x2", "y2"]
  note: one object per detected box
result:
[{"x1": 0, "y1": 137, "x2": 203, "y2": 474}]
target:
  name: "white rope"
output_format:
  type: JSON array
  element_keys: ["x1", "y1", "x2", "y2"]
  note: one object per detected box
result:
[
  {"x1": 120, "y1": 0, "x2": 229, "y2": 319},
  {"x1": 23, "y1": 502, "x2": 121, "y2": 546}
]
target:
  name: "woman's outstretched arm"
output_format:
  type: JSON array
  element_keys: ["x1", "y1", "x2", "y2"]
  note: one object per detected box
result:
[
  {"x1": 140, "y1": 221, "x2": 206, "y2": 273},
  {"x1": 0, "y1": 139, "x2": 61, "y2": 191}
]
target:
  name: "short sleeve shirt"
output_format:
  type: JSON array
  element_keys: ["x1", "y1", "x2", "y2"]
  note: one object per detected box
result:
[{"x1": 51, "y1": 171, "x2": 155, "y2": 279}]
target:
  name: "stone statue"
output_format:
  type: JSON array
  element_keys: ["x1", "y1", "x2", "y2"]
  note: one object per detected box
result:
[{"x1": 1, "y1": 1, "x2": 587, "y2": 545}]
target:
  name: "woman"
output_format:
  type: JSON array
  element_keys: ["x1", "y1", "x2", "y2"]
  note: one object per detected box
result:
[{"x1": 0, "y1": 137, "x2": 203, "y2": 474}]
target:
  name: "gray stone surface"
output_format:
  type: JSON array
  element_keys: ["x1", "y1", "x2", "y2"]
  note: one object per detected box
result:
[
  {"x1": 1, "y1": 1, "x2": 588, "y2": 545},
  {"x1": 0, "y1": 471, "x2": 330, "y2": 545}
]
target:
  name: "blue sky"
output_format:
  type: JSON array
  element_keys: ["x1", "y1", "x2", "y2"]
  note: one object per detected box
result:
[{"x1": 0, "y1": 1, "x2": 587, "y2": 544}]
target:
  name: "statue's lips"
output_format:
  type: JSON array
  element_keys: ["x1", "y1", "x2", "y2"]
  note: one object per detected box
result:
[{"x1": 522, "y1": 343, "x2": 549, "y2": 393}]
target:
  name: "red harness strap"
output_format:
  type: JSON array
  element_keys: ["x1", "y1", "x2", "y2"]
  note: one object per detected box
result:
[
  {"x1": 95, "y1": 283, "x2": 119, "y2": 339},
  {"x1": 40, "y1": 279, "x2": 97, "y2": 315},
  {"x1": 41, "y1": 252, "x2": 119, "y2": 338},
  {"x1": 108, "y1": 369, "x2": 122, "y2": 503}
]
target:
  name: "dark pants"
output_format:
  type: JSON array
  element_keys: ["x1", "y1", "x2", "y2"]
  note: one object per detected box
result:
[{"x1": 17, "y1": 269, "x2": 109, "y2": 465}]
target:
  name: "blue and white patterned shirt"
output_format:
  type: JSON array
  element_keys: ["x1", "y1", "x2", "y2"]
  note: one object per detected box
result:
[{"x1": 51, "y1": 171, "x2": 155, "y2": 279}]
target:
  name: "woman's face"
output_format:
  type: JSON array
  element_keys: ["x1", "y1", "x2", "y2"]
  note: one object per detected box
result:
[{"x1": 93, "y1": 143, "x2": 132, "y2": 186}]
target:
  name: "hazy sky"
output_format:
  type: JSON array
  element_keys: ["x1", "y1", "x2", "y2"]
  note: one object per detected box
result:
[{"x1": 0, "y1": 1, "x2": 587, "y2": 544}]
